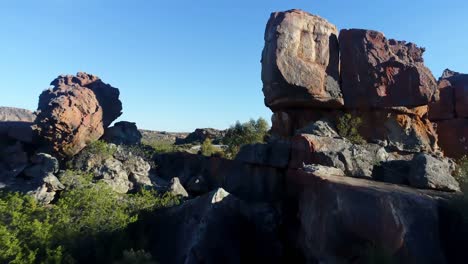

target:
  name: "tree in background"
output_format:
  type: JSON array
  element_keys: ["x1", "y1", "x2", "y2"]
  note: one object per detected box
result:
[{"x1": 223, "y1": 117, "x2": 269, "y2": 159}]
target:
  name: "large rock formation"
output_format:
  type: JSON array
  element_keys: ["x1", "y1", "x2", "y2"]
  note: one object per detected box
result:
[
  {"x1": 261, "y1": 9, "x2": 342, "y2": 110},
  {"x1": 286, "y1": 169, "x2": 455, "y2": 263},
  {"x1": 429, "y1": 69, "x2": 468, "y2": 158},
  {"x1": 127, "y1": 188, "x2": 282, "y2": 264},
  {"x1": 34, "y1": 72, "x2": 122, "y2": 157},
  {"x1": 339, "y1": 29, "x2": 438, "y2": 109}
]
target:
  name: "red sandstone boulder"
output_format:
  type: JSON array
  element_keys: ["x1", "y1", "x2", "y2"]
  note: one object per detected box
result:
[
  {"x1": 435, "y1": 119, "x2": 468, "y2": 159},
  {"x1": 262, "y1": 9, "x2": 343, "y2": 110},
  {"x1": 35, "y1": 73, "x2": 122, "y2": 157},
  {"x1": 339, "y1": 29, "x2": 437, "y2": 109}
]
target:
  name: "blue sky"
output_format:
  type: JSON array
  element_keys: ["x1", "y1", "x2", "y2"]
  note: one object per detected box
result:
[{"x1": 0, "y1": 0, "x2": 467, "y2": 131}]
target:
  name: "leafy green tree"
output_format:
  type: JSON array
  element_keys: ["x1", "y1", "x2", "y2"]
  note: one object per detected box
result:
[{"x1": 223, "y1": 117, "x2": 270, "y2": 158}]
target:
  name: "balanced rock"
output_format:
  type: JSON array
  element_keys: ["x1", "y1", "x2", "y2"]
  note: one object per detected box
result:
[
  {"x1": 35, "y1": 73, "x2": 122, "y2": 157},
  {"x1": 261, "y1": 9, "x2": 342, "y2": 110},
  {"x1": 339, "y1": 29, "x2": 437, "y2": 109}
]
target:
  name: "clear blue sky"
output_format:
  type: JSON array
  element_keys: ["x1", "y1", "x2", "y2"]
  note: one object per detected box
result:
[{"x1": 1, "y1": 0, "x2": 467, "y2": 131}]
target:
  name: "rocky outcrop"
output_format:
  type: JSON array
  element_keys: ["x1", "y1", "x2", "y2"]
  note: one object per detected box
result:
[
  {"x1": 175, "y1": 128, "x2": 225, "y2": 145},
  {"x1": 34, "y1": 72, "x2": 122, "y2": 157},
  {"x1": 261, "y1": 9, "x2": 342, "y2": 110},
  {"x1": 429, "y1": 69, "x2": 468, "y2": 159},
  {"x1": 155, "y1": 152, "x2": 284, "y2": 202},
  {"x1": 286, "y1": 169, "x2": 455, "y2": 263},
  {"x1": 103, "y1": 121, "x2": 142, "y2": 145},
  {"x1": 0, "y1": 148, "x2": 64, "y2": 204},
  {"x1": 339, "y1": 29, "x2": 437, "y2": 109},
  {"x1": 70, "y1": 145, "x2": 152, "y2": 193},
  {"x1": 127, "y1": 188, "x2": 282, "y2": 264}
]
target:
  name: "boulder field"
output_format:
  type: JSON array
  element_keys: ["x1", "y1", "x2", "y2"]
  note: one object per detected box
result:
[{"x1": 0, "y1": 8, "x2": 467, "y2": 264}]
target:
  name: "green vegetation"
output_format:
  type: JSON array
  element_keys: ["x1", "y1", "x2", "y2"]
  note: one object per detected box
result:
[
  {"x1": 337, "y1": 113, "x2": 366, "y2": 144},
  {"x1": 223, "y1": 118, "x2": 270, "y2": 159},
  {"x1": 200, "y1": 138, "x2": 216, "y2": 156},
  {"x1": 0, "y1": 175, "x2": 179, "y2": 264}
]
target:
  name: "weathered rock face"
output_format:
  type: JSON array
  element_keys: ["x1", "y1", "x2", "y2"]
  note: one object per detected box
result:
[
  {"x1": 286, "y1": 169, "x2": 454, "y2": 263},
  {"x1": 103, "y1": 121, "x2": 142, "y2": 145},
  {"x1": 127, "y1": 188, "x2": 282, "y2": 264},
  {"x1": 435, "y1": 119, "x2": 468, "y2": 159},
  {"x1": 428, "y1": 69, "x2": 468, "y2": 158},
  {"x1": 290, "y1": 133, "x2": 389, "y2": 178},
  {"x1": 262, "y1": 9, "x2": 342, "y2": 110},
  {"x1": 408, "y1": 153, "x2": 459, "y2": 192},
  {"x1": 235, "y1": 141, "x2": 290, "y2": 169},
  {"x1": 339, "y1": 29, "x2": 437, "y2": 109},
  {"x1": 35, "y1": 73, "x2": 122, "y2": 157}
]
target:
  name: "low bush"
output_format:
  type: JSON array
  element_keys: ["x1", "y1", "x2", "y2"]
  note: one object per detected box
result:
[
  {"x1": 337, "y1": 113, "x2": 366, "y2": 144},
  {"x1": 0, "y1": 177, "x2": 180, "y2": 263}
]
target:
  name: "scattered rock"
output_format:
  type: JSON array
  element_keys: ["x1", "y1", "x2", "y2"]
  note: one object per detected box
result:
[
  {"x1": 176, "y1": 128, "x2": 225, "y2": 145},
  {"x1": 290, "y1": 134, "x2": 389, "y2": 178},
  {"x1": 409, "y1": 153, "x2": 460, "y2": 192},
  {"x1": 169, "y1": 177, "x2": 189, "y2": 197},
  {"x1": 339, "y1": 29, "x2": 437, "y2": 109},
  {"x1": 23, "y1": 153, "x2": 59, "y2": 179},
  {"x1": 103, "y1": 121, "x2": 142, "y2": 145},
  {"x1": 262, "y1": 9, "x2": 343, "y2": 110}
]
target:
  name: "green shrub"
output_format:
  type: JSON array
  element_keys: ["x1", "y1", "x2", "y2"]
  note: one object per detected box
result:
[
  {"x1": 0, "y1": 191, "x2": 63, "y2": 264},
  {"x1": 223, "y1": 118, "x2": 269, "y2": 159},
  {"x1": 337, "y1": 113, "x2": 366, "y2": 144},
  {"x1": 200, "y1": 138, "x2": 215, "y2": 156},
  {"x1": 0, "y1": 178, "x2": 180, "y2": 263},
  {"x1": 141, "y1": 139, "x2": 175, "y2": 154}
]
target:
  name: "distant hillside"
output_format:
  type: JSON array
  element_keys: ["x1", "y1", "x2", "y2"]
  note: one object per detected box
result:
[
  {"x1": 139, "y1": 129, "x2": 189, "y2": 144},
  {"x1": 0, "y1": 107, "x2": 35, "y2": 122}
]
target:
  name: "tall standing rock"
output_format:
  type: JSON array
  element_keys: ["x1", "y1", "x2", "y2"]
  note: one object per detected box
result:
[
  {"x1": 35, "y1": 73, "x2": 122, "y2": 157},
  {"x1": 261, "y1": 9, "x2": 343, "y2": 110},
  {"x1": 339, "y1": 29, "x2": 438, "y2": 109}
]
